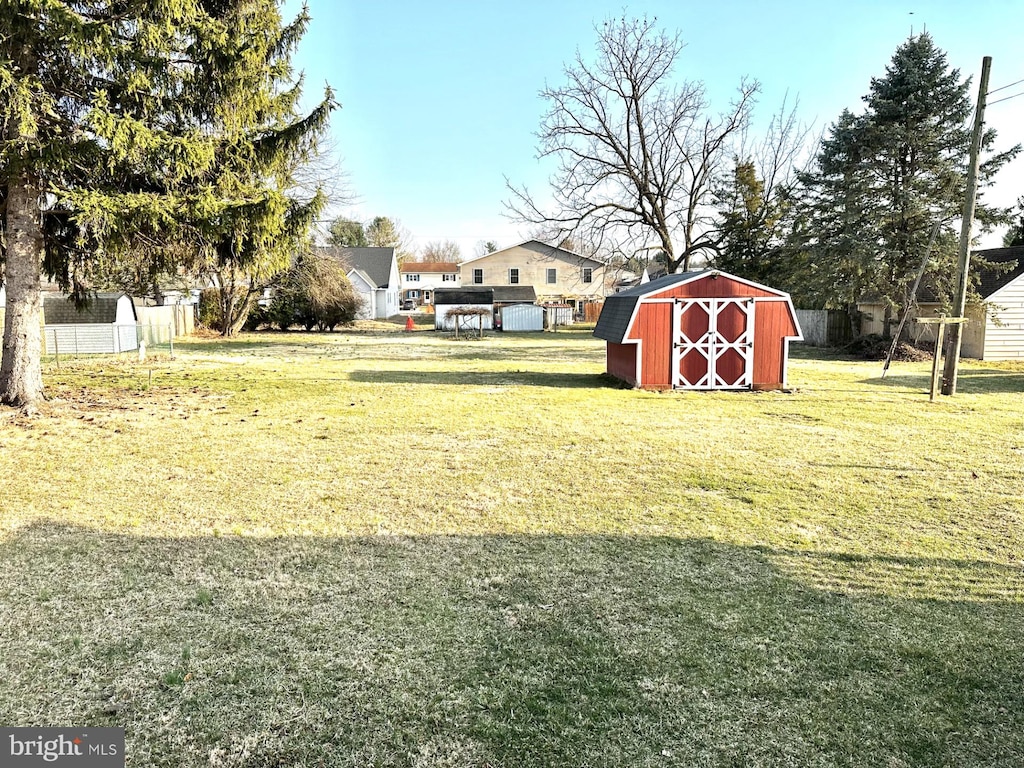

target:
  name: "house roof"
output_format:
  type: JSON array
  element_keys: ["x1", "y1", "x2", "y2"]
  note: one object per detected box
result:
[
  {"x1": 320, "y1": 246, "x2": 395, "y2": 288},
  {"x1": 593, "y1": 270, "x2": 794, "y2": 343},
  {"x1": 42, "y1": 292, "x2": 135, "y2": 324},
  {"x1": 400, "y1": 261, "x2": 458, "y2": 274},
  {"x1": 459, "y1": 239, "x2": 607, "y2": 267},
  {"x1": 975, "y1": 246, "x2": 1024, "y2": 299},
  {"x1": 433, "y1": 285, "x2": 537, "y2": 305},
  {"x1": 857, "y1": 246, "x2": 1024, "y2": 305}
]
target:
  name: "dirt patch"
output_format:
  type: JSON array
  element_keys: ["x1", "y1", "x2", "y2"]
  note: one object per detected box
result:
[{"x1": 1, "y1": 384, "x2": 228, "y2": 432}]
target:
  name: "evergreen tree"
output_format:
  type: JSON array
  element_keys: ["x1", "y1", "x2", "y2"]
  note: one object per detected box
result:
[
  {"x1": 713, "y1": 160, "x2": 793, "y2": 288},
  {"x1": 1003, "y1": 198, "x2": 1024, "y2": 247},
  {"x1": 328, "y1": 218, "x2": 368, "y2": 247},
  {"x1": 1, "y1": 1, "x2": 333, "y2": 407},
  {"x1": 365, "y1": 216, "x2": 415, "y2": 265},
  {"x1": 176, "y1": 2, "x2": 335, "y2": 336},
  {"x1": 1, "y1": 0, "x2": 205, "y2": 408},
  {"x1": 792, "y1": 34, "x2": 1018, "y2": 335}
]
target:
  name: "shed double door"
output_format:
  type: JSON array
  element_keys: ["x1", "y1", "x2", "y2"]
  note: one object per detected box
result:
[{"x1": 672, "y1": 298, "x2": 755, "y2": 389}]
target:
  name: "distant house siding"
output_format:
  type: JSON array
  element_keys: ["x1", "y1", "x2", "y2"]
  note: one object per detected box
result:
[{"x1": 460, "y1": 242, "x2": 612, "y2": 301}]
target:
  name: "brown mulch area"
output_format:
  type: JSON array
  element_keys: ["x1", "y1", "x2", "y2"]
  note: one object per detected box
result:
[{"x1": 842, "y1": 334, "x2": 935, "y2": 362}]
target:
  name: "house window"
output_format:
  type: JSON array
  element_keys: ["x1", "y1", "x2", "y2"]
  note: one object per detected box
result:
[
  {"x1": 582, "y1": 267, "x2": 593, "y2": 284},
  {"x1": 407, "y1": 274, "x2": 420, "y2": 282},
  {"x1": 473, "y1": 269, "x2": 483, "y2": 284},
  {"x1": 408, "y1": 290, "x2": 419, "y2": 298},
  {"x1": 442, "y1": 273, "x2": 456, "y2": 282},
  {"x1": 546, "y1": 268, "x2": 557, "y2": 284},
  {"x1": 509, "y1": 268, "x2": 520, "y2": 284}
]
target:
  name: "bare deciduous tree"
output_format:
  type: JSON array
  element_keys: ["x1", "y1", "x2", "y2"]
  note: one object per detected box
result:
[
  {"x1": 506, "y1": 16, "x2": 758, "y2": 273},
  {"x1": 421, "y1": 240, "x2": 461, "y2": 262}
]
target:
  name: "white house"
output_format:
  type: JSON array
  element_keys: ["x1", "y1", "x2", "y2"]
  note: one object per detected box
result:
[
  {"x1": 399, "y1": 261, "x2": 459, "y2": 307},
  {"x1": 857, "y1": 246, "x2": 1024, "y2": 360},
  {"x1": 321, "y1": 246, "x2": 400, "y2": 320},
  {"x1": 962, "y1": 246, "x2": 1024, "y2": 360}
]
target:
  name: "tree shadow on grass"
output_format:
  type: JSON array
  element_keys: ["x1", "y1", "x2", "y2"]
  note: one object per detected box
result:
[
  {"x1": 1, "y1": 523, "x2": 1021, "y2": 767},
  {"x1": 859, "y1": 368, "x2": 1024, "y2": 395}
]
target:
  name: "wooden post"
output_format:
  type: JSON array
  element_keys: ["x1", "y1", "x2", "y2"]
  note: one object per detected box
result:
[
  {"x1": 941, "y1": 56, "x2": 991, "y2": 396},
  {"x1": 919, "y1": 317, "x2": 967, "y2": 400},
  {"x1": 930, "y1": 321, "x2": 946, "y2": 402}
]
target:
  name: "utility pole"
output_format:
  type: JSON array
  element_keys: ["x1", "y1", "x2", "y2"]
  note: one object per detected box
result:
[{"x1": 941, "y1": 56, "x2": 992, "y2": 396}]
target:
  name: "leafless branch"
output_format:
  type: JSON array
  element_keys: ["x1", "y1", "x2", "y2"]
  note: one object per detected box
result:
[{"x1": 505, "y1": 16, "x2": 759, "y2": 272}]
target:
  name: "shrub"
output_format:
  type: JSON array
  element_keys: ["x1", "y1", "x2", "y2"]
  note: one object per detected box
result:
[{"x1": 266, "y1": 253, "x2": 362, "y2": 331}]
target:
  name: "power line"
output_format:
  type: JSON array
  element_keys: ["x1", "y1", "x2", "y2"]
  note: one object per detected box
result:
[
  {"x1": 987, "y1": 77, "x2": 1024, "y2": 96},
  {"x1": 988, "y1": 90, "x2": 1024, "y2": 106}
]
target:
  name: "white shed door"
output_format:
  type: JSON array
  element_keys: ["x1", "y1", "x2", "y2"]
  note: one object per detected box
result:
[{"x1": 672, "y1": 298, "x2": 755, "y2": 389}]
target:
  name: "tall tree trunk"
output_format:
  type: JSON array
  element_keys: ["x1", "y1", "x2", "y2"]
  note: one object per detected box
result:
[{"x1": 0, "y1": 171, "x2": 45, "y2": 409}]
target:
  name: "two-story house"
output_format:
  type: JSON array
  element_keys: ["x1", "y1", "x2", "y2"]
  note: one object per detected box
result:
[
  {"x1": 458, "y1": 240, "x2": 615, "y2": 319},
  {"x1": 399, "y1": 262, "x2": 459, "y2": 307}
]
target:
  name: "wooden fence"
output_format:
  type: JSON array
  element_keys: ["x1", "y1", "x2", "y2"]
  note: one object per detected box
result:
[{"x1": 795, "y1": 310, "x2": 852, "y2": 347}]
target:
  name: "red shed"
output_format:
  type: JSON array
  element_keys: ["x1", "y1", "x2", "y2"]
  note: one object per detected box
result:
[{"x1": 594, "y1": 270, "x2": 802, "y2": 390}]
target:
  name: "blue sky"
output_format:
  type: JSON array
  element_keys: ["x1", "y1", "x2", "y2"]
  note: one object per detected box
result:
[{"x1": 284, "y1": 0, "x2": 1024, "y2": 255}]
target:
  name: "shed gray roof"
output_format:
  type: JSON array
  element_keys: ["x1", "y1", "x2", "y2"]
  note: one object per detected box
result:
[
  {"x1": 320, "y1": 246, "x2": 396, "y2": 289},
  {"x1": 43, "y1": 293, "x2": 135, "y2": 324},
  {"x1": 593, "y1": 272, "x2": 706, "y2": 342},
  {"x1": 435, "y1": 287, "x2": 494, "y2": 305},
  {"x1": 434, "y1": 285, "x2": 537, "y2": 305}
]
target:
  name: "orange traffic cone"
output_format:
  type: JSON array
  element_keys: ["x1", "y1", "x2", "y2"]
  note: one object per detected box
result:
[{"x1": 405, "y1": 315, "x2": 414, "y2": 332}]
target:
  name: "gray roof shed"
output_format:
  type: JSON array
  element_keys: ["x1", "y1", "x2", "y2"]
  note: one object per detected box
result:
[
  {"x1": 594, "y1": 272, "x2": 705, "y2": 343},
  {"x1": 43, "y1": 292, "x2": 137, "y2": 325}
]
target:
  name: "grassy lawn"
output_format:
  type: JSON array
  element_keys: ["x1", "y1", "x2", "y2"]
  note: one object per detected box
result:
[{"x1": 1, "y1": 327, "x2": 1022, "y2": 767}]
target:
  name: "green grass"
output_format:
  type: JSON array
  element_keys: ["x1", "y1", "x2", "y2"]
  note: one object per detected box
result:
[{"x1": 1, "y1": 328, "x2": 1022, "y2": 766}]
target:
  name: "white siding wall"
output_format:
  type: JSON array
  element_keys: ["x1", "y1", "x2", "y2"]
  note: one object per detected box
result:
[
  {"x1": 984, "y1": 279, "x2": 1024, "y2": 359},
  {"x1": 500, "y1": 304, "x2": 544, "y2": 332}
]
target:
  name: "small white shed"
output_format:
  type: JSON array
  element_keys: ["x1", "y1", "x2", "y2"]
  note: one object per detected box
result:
[
  {"x1": 43, "y1": 292, "x2": 139, "y2": 354},
  {"x1": 499, "y1": 303, "x2": 544, "y2": 332}
]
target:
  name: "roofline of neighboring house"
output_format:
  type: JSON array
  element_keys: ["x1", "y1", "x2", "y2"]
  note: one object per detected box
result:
[
  {"x1": 458, "y1": 239, "x2": 609, "y2": 267},
  {"x1": 399, "y1": 261, "x2": 458, "y2": 273}
]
